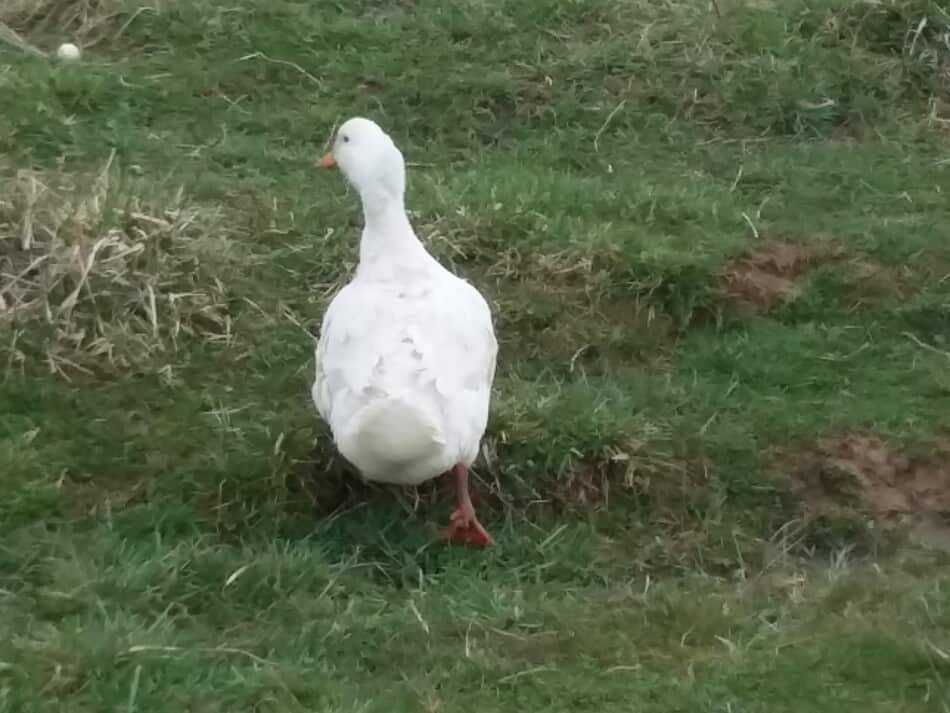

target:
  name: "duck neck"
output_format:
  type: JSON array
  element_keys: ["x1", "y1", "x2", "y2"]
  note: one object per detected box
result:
[{"x1": 358, "y1": 188, "x2": 425, "y2": 267}]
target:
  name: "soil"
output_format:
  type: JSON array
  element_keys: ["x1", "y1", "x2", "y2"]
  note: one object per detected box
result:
[
  {"x1": 779, "y1": 431, "x2": 950, "y2": 549},
  {"x1": 719, "y1": 238, "x2": 839, "y2": 313}
]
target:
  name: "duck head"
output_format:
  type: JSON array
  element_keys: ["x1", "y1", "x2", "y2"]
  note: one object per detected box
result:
[{"x1": 317, "y1": 117, "x2": 406, "y2": 205}]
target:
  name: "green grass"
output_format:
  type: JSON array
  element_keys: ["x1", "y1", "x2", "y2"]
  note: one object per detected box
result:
[{"x1": 2, "y1": 0, "x2": 950, "y2": 709}]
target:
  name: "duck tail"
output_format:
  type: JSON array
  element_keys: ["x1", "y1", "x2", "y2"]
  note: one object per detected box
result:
[{"x1": 338, "y1": 396, "x2": 446, "y2": 477}]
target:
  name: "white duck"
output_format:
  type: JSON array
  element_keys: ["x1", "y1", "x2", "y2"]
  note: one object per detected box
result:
[{"x1": 312, "y1": 117, "x2": 498, "y2": 547}]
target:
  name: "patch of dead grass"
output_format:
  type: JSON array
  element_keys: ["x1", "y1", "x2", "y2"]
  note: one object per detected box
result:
[
  {"x1": 1, "y1": 0, "x2": 114, "y2": 38},
  {"x1": 0, "y1": 156, "x2": 243, "y2": 377},
  {"x1": 0, "y1": 0, "x2": 157, "y2": 57},
  {"x1": 545, "y1": 452, "x2": 705, "y2": 517}
]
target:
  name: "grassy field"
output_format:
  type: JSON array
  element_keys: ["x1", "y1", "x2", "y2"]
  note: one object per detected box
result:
[{"x1": 2, "y1": 0, "x2": 950, "y2": 709}]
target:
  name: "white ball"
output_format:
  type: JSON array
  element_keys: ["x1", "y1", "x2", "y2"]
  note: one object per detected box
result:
[{"x1": 56, "y1": 43, "x2": 81, "y2": 62}]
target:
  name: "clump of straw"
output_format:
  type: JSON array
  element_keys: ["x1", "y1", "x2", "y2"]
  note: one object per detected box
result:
[{"x1": 0, "y1": 154, "x2": 241, "y2": 376}]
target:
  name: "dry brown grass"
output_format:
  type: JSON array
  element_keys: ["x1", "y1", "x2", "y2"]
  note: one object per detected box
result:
[
  {"x1": 0, "y1": 156, "x2": 242, "y2": 377},
  {"x1": 1, "y1": 0, "x2": 114, "y2": 36},
  {"x1": 0, "y1": 0, "x2": 154, "y2": 56}
]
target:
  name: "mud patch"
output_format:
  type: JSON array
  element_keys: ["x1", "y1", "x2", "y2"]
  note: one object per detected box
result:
[
  {"x1": 779, "y1": 432, "x2": 950, "y2": 549},
  {"x1": 719, "y1": 238, "x2": 839, "y2": 313}
]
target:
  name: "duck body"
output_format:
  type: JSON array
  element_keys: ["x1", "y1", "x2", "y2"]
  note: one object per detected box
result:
[
  {"x1": 311, "y1": 118, "x2": 497, "y2": 547},
  {"x1": 313, "y1": 236, "x2": 497, "y2": 486}
]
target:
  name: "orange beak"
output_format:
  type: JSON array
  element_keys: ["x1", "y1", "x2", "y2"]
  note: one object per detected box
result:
[{"x1": 316, "y1": 152, "x2": 337, "y2": 169}]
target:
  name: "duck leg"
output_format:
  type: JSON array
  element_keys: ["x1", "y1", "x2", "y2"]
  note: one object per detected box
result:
[{"x1": 441, "y1": 463, "x2": 494, "y2": 547}]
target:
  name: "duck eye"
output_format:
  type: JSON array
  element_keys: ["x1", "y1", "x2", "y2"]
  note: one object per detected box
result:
[{"x1": 342, "y1": 135, "x2": 350, "y2": 143}]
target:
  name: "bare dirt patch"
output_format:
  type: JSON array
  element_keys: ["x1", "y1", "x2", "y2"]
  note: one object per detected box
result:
[
  {"x1": 718, "y1": 238, "x2": 840, "y2": 314},
  {"x1": 779, "y1": 431, "x2": 950, "y2": 549}
]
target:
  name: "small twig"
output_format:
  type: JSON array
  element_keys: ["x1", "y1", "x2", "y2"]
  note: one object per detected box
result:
[
  {"x1": 126, "y1": 664, "x2": 142, "y2": 713},
  {"x1": 908, "y1": 16, "x2": 927, "y2": 58},
  {"x1": 730, "y1": 165, "x2": 743, "y2": 193},
  {"x1": 408, "y1": 599, "x2": 430, "y2": 635},
  {"x1": 237, "y1": 51, "x2": 324, "y2": 88},
  {"x1": 594, "y1": 99, "x2": 627, "y2": 153},
  {"x1": 710, "y1": 0, "x2": 722, "y2": 19},
  {"x1": 568, "y1": 344, "x2": 589, "y2": 373},
  {"x1": 122, "y1": 644, "x2": 274, "y2": 666},
  {"x1": 145, "y1": 284, "x2": 159, "y2": 339},
  {"x1": 925, "y1": 640, "x2": 950, "y2": 661},
  {"x1": 538, "y1": 523, "x2": 568, "y2": 550},
  {"x1": 57, "y1": 237, "x2": 121, "y2": 318},
  {"x1": 19, "y1": 175, "x2": 42, "y2": 249},
  {"x1": 499, "y1": 666, "x2": 553, "y2": 684},
  {"x1": 0, "y1": 21, "x2": 46, "y2": 58},
  {"x1": 113, "y1": 6, "x2": 157, "y2": 43},
  {"x1": 322, "y1": 118, "x2": 341, "y2": 152},
  {"x1": 903, "y1": 332, "x2": 950, "y2": 360},
  {"x1": 741, "y1": 211, "x2": 759, "y2": 239},
  {"x1": 4, "y1": 329, "x2": 22, "y2": 381},
  {"x1": 1, "y1": 254, "x2": 51, "y2": 299}
]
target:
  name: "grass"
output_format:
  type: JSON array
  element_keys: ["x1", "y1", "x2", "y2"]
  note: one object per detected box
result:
[{"x1": 2, "y1": 0, "x2": 950, "y2": 709}]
